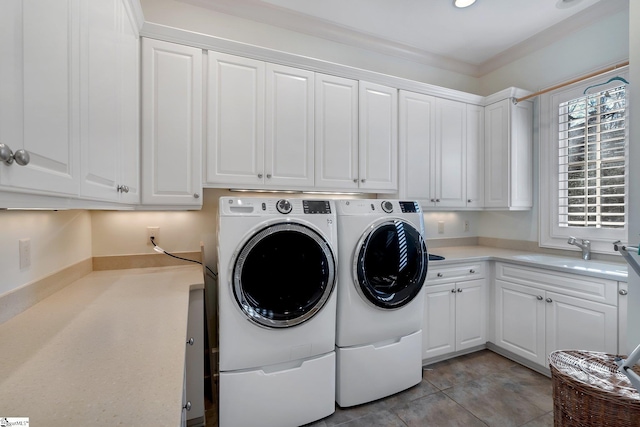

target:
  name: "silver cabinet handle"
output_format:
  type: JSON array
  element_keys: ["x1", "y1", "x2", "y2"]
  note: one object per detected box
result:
[
  {"x1": 435, "y1": 199, "x2": 440, "y2": 202},
  {"x1": 430, "y1": 199, "x2": 435, "y2": 203},
  {"x1": 437, "y1": 272, "x2": 443, "y2": 277},
  {"x1": 353, "y1": 178, "x2": 358, "y2": 183},
  {"x1": 193, "y1": 193, "x2": 200, "y2": 199},
  {"x1": 467, "y1": 199, "x2": 472, "y2": 203},
  {"x1": 123, "y1": 186, "x2": 129, "y2": 193},
  {"x1": 537, "y1": 295, "x2": 543, "y2": 301},
  {"x1": 184, "y1": 401, "x2": 191, "y2": 411},
  {"x1": 266, "y1": 174, "x2": 272, "y2": 179},
  {"x1": 187, "y1": 337, "x2": 194, "y2": 346},
  {"x1": 258, "y1": 173, "x2": 263, "y2": 179},
  {"x1": 0, "y1": 144, "x2": 30, "y2": 166},
  {"x1": 361, "y1": 178, "x2": 366, "y2": 183},
  {"x1": 619, "y1": 289, "x2": 628, "y2": 296},
  {"x1": 450, "y1": 288, "x2": 456, "y2": 293},
  {"x1": 469, "y1": 269, "x2": 475, "y2": 274},
  {"x1": 546, "y1": 297, "x2": 553, "y2": 303},
  {"x1": 457, "y1": 288, "x2": 462, "y2": 293}
]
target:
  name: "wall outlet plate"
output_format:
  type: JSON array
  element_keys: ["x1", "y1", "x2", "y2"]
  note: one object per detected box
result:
[
  {"x1": 147, "y1": 227, "x2": 160, "y2": 244},
  {"x1": 19, "y1": 238, "x2": 31, "y2": 269}
]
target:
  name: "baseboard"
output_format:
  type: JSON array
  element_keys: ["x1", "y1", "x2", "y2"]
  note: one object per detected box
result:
[
  {"x1": 0, "y1": 258, "x2": 93, "y2": 325},
  {"x1": 422, "y1": 345, "x2": 487, "y2": 367},
  {"x1": 92, "y1": 252, "x2": 202, "y2": 271}
]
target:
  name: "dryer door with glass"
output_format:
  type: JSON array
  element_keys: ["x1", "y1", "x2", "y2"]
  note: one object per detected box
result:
[
  {"x1": 354, "y1": 219, "x2": 428, "y2": 309},
  {"x1": 232, "y1": 221, "x2": 336, "y2": 328}
]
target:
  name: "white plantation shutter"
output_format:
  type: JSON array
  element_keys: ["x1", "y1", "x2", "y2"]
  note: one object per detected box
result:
[{"x1": 557, "y1": 85, "x2": 627, "y2": 229}]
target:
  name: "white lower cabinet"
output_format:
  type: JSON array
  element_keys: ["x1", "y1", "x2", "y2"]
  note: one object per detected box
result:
[
  {"x1": 423, "y1": 263, "x2": 486, "y2": 360},
  {"x1": 493, "y1": 262, "x2": 619, "y2": 368},
  {"x1": 183, "y1": 288, "x2": 204, "y2": 426}
]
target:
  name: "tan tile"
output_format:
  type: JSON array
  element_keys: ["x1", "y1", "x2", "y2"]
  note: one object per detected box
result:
[
  {"x1": 394, "y1": 392, "x2": 486, "y2": 427},
  {"x1": 521, "y1": 412, "x2": 554, "y2": 427},
  {"x1": 423, "y1": 350, "x2": 517, "y2": 390}
]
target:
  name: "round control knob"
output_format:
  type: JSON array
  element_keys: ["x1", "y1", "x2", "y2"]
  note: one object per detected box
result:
[
  {"x1": 381, "y1": 201, "x2": 393, "y2": 213},
  {"x1": 276, "y1": 199, "x2": 292, "y2": 214}
]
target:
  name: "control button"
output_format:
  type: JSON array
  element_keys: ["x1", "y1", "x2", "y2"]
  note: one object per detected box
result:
[
  {"x1": 381, "y1": 201, "x2": 393, "y2": 213},
  {"x1": 261, "y1": 203, "x2": 266, "y2": 211},
  {"x1": 276, "y1": 199, "x2": 292, "y2": 214}
]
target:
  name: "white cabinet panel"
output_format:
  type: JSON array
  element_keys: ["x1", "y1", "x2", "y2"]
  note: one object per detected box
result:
[
  {"x1": 359, "y1": 81, "x2": 397, "y2": 191},
  {"x1": 205, "y1": 52, "x2": 265, "y2": 186},
  {"x1": 398, "y1": 91, "x2": 435, "y2": 202},
  {"x1": 435, "y1": 98, "x2": 466, "y2": 208},
  {"x1": 142, "y1": 38, "x2": 202, "y2": 206},
  {"x1": 0, "y1": 0, "x2": 80, "y2": 196},
  {"x1": 315, "y1": 74, "x2": 359, "y2": 190},
  {"x1": 455, "y1": 279, "x2": 486, "y2": 351},
  {"x1": 466, "y1": 104, "x2": 484, "y2": 208},
  {"x1": 423, "y1": 284, "x2": 456, "y2": 359},
  {"x1": 80, "y1": 0, "x2": 139, "y2": 203},
  {"x1": 265, "y1": 64, "x2": 314, "y2": 188}
]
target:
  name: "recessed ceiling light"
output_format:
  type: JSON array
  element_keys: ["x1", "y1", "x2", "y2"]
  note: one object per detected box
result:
[
  {"x1": 454, "y1": 0, "x2": 477, "y2": 8},
  {"x1": 556, "y1": 0, "x2": 583, "y2": 9}
]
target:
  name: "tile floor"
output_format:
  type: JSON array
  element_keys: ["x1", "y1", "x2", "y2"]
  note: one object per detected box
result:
[{"x1": 205, "y1": 350, "x2": 554, "y2": 427}]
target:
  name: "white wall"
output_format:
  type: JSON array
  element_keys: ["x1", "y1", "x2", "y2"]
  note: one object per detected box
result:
[
  {"x1": 0, "y1": 210, "x2": 92, "y2": 296},
  {"x1": 625, "y1": 0, "x2": 639, "y2": 353},
  {"x1": 139, "y1": 0, "x2": 480, "y2": 93}
]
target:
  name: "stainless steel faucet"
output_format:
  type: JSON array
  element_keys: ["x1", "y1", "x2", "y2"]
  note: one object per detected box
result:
[{"x1": 567, "y1": 236, "x2": 591, "y2": 260}]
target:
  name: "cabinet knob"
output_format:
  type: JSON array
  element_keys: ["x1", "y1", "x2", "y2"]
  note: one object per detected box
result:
[
  {"x1": 437, "y1": 272, "x2": 443, "y2": 277},
  {"x1": 123, "y1": 185, "x2": 129, "y2": 193},
  {"x1": 361, "y1": 179, "x2": 366, "y2": 183},
  {"x1": 435, "y1": 199, "x2": 440, "y2": 203},
  {"x1": 467, "y1": 199, "x2": 472, "y2": 203},
  {"x1": 0, "y1": 144, "x2": 30, "y2": 166},
  {"x1": 619, "y1": 289, "x2": 628, "y2": 296},
  {"x1": 353, "y1": 178, "x2": 358, "y2": 183},
  {"x1": 184, "y1": 401, "x2": 191, "y2": 411},
  {"x1": 258, "y1": 173, "x2": 263, "y2": 179},
  {"x1": 266, "y1": 174, "x2": 271, "y2": 179},
  {"x1": 187, "y1": 337, "x2": 194, "y2": 346},
  {"x1": 545, "y1": 297, "x2": 553, "y2": 303},
  {"x1": 469, "y1": 269, "x2": 475, "y2": 274},
  {"x1": 451, "y1": 288, "x2": 456, "y2": 293},
  {"x1": 536, "y1": 295, "x2": 543, "y2": 301},
  {"x1": 193, "y1": 193, "x2": 200, "y2": 199},
  {"x1": 457, "y1": 288, "x2": 462, "y2": 293},
  {"x1": 430, "y1": 199, "x2": 435, "y2": 203}
]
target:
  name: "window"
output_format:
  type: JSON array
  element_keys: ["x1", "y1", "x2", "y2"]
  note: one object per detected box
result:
[{"x1": 540, "y1": 69, "x2": 629, "y2": 253}]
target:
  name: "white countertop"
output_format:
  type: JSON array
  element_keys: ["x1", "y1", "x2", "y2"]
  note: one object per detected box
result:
[
  {"x1": 0, "y1": 265, "x2": 204, "y2": 426},
  {"x1": 429, "y1": 246, "x2": 628, "y2": 281}
]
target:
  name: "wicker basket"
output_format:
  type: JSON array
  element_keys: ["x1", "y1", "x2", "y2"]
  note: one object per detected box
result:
[{"x1": 549, "y1": 350, "x2": 640, "y2": 426}]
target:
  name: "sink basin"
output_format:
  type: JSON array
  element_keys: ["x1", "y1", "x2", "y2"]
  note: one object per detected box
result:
[{"x1": 510, "y1": 254, "x2": 627, "y2": 278}]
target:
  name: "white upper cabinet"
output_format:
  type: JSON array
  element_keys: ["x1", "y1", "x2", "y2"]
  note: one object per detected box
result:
[
  {"x1": 397, "y1": 90, "x2": 435, "y2": 202},
  {"x1": 0, "y1": 0, "x2": 80, "y2": 196},
  {"x1": 465, "y1": 104, "x2": 484, "y2": 208},
  {"x1": 358, "y1": 81, "x2": 398, "y2": 192},
  {"x1": 265, "y1": 63, "x2": 315, "y2": 189},
  {"x1": 434, "y1": 98, "x2": 466, "y2": 208},
  {"x1": 142, "y1": 38, "x2": 203, "y2": 207},
  {"x1": 80, "y1": 0, "x2": 139, "y2": 203},
  {"x1": 314, "y1": 74, "x2": 359, "y2": 191},
  {"x1": 484, "y1": 98, "x2": 533, "y2": 210},
  {"x1": 205, "y1": 52, "x2": 265, "y2": 187}
]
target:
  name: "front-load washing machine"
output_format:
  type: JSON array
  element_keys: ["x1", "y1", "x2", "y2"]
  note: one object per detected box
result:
[
  {"x1": 217, "y1": 197, "x2": 338, "y2": 427},
  {"x1": 335, "y1": 199, "x2": 428, "y2": 407}
]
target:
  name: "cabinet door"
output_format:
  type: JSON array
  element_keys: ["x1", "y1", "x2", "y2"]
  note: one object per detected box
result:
[
  {"x1": 495, "y1": 280, "x2": 546, "y2": 366},
  {"x1": 484, "y1": 100, "x2": 509, "y2": 208},
  {"x1": 398, "y1": 90, "x2": 435, "y2": 203},
  {"x1": 465, "y1": 104, "x2": 484, "y2": 208},
  {"x1": 0, "y1": 0, "x2": 80, "y2": 195},
  {"x1": 359, "y1": 81, "x2": 398, "y2": 191},
  {"x1": 545, "y1": 291, "x2": 617, "y2": 355},
  {"x1": 141, "y1": 38, "x2": 202, "y2": 206},
  {"x1": 423, "y1": 284, "x2": 456, "y2": 359},
  {"x1": 510, "y1": 100, "x2": 533, "y2": 209},
  {"x1": 455, "y1": 278, "x2": 486, "y2": 351},
  {"x1": 435, "y1": 98, "x2": 466, "y2": 207},
  {"x1": 315, "y1": 74, "x2": 358, "y2": 190},
  {"x1": 265, "y1": 63, "x2": 314, "y2": 188},
  {"x1": 206, "y1": 52, "x2": 265, "y2": 187},
  {"x1": 80, "y1": 0, "x2": 139, "y2": 203}
]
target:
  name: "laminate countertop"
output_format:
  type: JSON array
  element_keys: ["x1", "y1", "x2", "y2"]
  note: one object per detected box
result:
[
  {"x1": 428, "y1": 246, "x2": 628, "y2": 281},
  {"x1": 0, "y1": 265, "x2": 204, "y2": 426}
]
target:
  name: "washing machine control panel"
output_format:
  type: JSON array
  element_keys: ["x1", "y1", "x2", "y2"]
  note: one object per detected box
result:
[
  {"x1": 303, "y1": 200, "x2": 332, "y2": 214},
  {"x1": 399, "y1": 201, "x2": 420, "y2": 213},
  {"x1": 276, "y1": 199, "x2": 293, "y2": 214}
]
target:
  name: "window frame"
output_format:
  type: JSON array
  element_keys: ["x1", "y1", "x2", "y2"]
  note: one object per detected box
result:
[{"x1": 539, "y1": 68, "x2": 629, "y2": 254}]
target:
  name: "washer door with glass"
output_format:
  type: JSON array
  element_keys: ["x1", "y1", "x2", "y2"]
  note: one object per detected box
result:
[
  {"x1": 354, "y1": 219, "x2": 428, "y2": 309},
  {"x1": 232, "y1": 222, "x2": 336, "y2": 328}
]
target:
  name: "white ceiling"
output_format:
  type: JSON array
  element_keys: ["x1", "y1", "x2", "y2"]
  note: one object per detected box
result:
[{"x1": 177, "y1": 0, "x2": 627, "y2": 76}]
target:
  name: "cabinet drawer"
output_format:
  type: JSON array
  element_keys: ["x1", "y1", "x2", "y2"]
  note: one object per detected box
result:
[
  {"x1": 495, "y1": 262, "x2": 618, "y2": 305},
  {"x1": 426, "y1": 262, "x2": 485, "y2": 284}
]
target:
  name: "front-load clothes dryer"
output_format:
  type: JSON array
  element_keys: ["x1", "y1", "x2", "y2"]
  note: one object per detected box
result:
[
  {"x1": 335, "y1": 199, "x2": 428, "y2": 407},
  {"x1": 217, "y1": 197, "x2": 338, "y2": 427}
]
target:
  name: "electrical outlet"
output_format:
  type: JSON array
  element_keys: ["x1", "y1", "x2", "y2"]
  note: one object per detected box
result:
[
  {"x1": 437, "y1": 221, "x2": 445, "y2": 234},
  {"x1": 147, "y1": 227, "x2": 160, "y2": 245},
  {"x1": 463, "y1": 220, "x2": 470, "y2": 232},
  {"x1": 19, "y1": 238, "x2": 31, "y2": 269}
]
